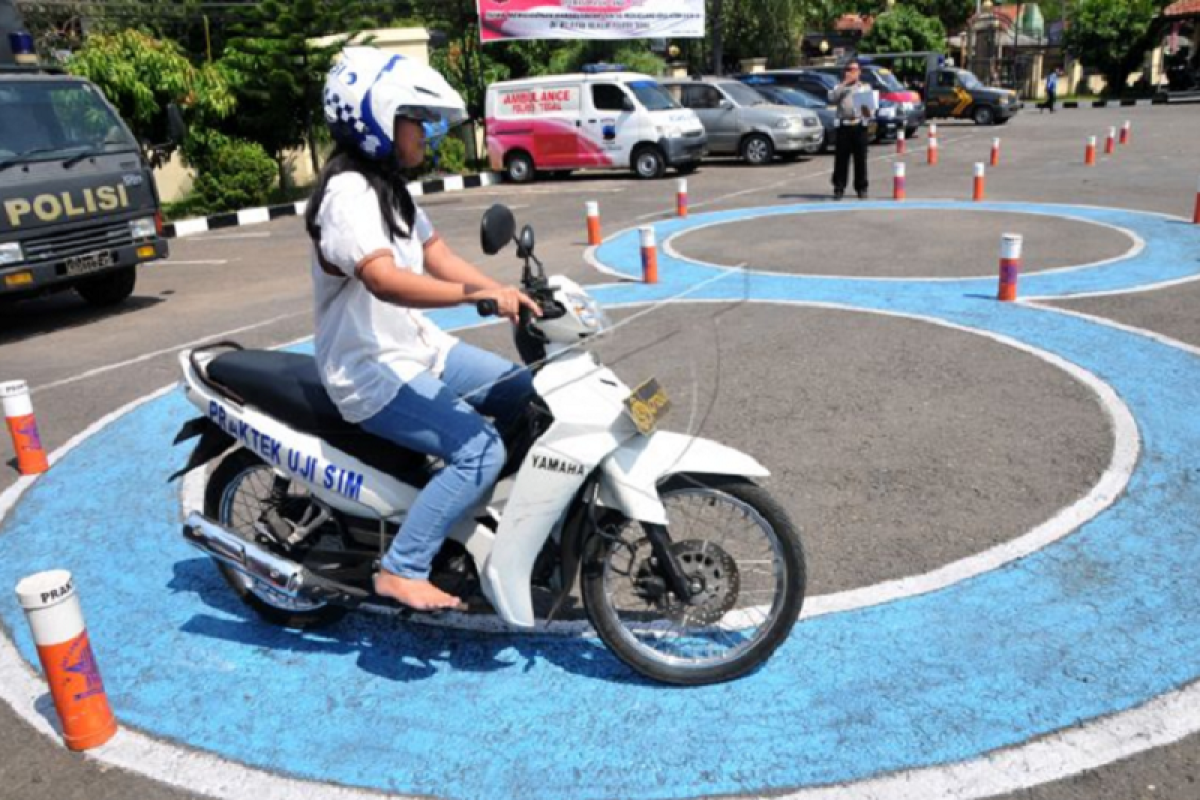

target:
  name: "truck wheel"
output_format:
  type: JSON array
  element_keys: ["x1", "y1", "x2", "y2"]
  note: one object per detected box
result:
[
  {"x1": 741, "y1": 134, "x2": 775, "y2": 165},
  {"x1": 972, "y1": 105, "x2": 996, "y2": 125},
  {"x1": 505, "y1": 151, "x2": 535, "y2": 183},
  {"x1": 75, "y1": 266, "x2": 136, "y2": 308},
  {"x1": 632, "y1": 145, "x2": 666, "y2": 179}
]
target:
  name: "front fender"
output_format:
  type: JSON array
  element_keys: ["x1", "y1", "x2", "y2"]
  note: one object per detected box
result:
[{"x1": 596, "y1": 431, "x2": 769, "y2": 525}]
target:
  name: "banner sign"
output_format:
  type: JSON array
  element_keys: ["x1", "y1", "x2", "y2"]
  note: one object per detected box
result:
[{"x1": 478, "y1": 1, "x2": 705, "y2": 43}]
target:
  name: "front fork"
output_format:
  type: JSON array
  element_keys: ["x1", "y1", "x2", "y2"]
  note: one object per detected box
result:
[{"x1": 643, "y1": 523, "x2": 696, "y2": 602}]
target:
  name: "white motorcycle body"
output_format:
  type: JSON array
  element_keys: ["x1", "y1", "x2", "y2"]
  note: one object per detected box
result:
[{"x1": 180, "y1": 276, "x2": 768, "y2": 628}]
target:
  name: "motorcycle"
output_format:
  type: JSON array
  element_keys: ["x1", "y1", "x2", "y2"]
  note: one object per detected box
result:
[{"x1": 172, "y1": 205, "x2": 806, "y2": 685}]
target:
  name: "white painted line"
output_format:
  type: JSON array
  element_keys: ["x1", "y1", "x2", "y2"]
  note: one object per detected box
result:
[
  {"x1": 31, "y1": 311, "x2": 308, "y2": 395},
  {"x1": 1026, "y1": 271, "x2": 1200, "y2": 300},
  {"x1": 237, "y1": 207, "x2": 271, "y2": 226},
  {"x1": 195, "y1": 231, "x2": 273, "y2": 242},
  {"x1": 154, "y1": 259, "x2": 231, "y2": 267}
]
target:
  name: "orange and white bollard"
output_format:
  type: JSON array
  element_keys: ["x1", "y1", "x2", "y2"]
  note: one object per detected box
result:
[
  {"x1": 927, "y1": 134, "x2": 939, "y2": 166},
  {"x1": 676, "y1": 178, "x2": 688, "y2": 218},
  {"x1": 1192, "y1": 175, "x2": 1200, "y2": 225},
  {"x1": 1105, "y1": 126, "x2": 1116, "y2": 155},
  {"x1": 2, "y1": 380, "x2": 48, "y2": 475},
  {"x1": 990, "y1": 137, "x2": 1001, "y2": 167},
  {"x1": 1120, "y1": 120, "x2": 1131, "y2": 145},
  {"x1": 973, "y1": 162, "x2": 986, "y2": 202},
  {"x1": 15, "y1": 570, "x2": 118, "y2": 751},
  {"x1": 1084, "y1": 136, "x2": 1097, "y2": 166},
  {"x1": 585, "y1": 201, "x2": 602, "y2": 246},
  {"x1": 998, "y1": 233, "x2": 1023, "y2": 302},
  {"x1": 893, "y1": 161, "x2": 906, "y2": 201},
  {"x1": 896, "y1": 130, "x2": 906, "y2": 154},
  {"x1": 639, "y1": 226, "x2": 658, "y2": 284}
]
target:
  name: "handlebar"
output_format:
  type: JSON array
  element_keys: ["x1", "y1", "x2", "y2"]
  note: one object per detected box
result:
[{"x1": 476, "y1": 299, "x2": 499, "y2": 317}]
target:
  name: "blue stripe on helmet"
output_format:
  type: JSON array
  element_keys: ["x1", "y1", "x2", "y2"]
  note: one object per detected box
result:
[{"x1": 359, "y1": 55, "x2": 405, "y2": 159}]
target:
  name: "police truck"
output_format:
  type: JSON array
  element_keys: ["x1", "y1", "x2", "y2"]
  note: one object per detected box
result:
[{"x1": 1, "y1": 0, "x2": 173, "y2": 307}]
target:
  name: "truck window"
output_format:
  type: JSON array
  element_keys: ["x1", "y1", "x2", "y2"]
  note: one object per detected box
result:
[
  {"x1": 937, "y1": 72, "x2": 957, "y2": 89},
  {"x1": 0, "y1": 81, "x2": 136, "y2": 163},
  {"x1": 591, "y1": 83, "x2": 630, "y2": 112}
]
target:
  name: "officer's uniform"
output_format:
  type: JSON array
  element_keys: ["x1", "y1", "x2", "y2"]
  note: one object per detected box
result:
[{"x1": 830, "y1": 82, "x2": 871, "y2": 199}]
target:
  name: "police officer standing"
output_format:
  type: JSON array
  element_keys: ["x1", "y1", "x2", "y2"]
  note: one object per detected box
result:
[{"x1": 830, "y1": 61, "x2": 872, "y2": 200}]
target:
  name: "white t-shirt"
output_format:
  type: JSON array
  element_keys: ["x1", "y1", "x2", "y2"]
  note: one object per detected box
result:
[{"x1": 311, "y1": 172, "x2": 459, "y2": 424}]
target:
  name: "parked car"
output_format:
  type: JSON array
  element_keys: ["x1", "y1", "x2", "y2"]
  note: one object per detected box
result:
[
  {"x1": 485, "y1": 68, "x2": 707, "y2": 182},
  {"x1": 924, "y1": 67, "x2": 1022, "y2": 125},
  {"x1": 806, "y1": 64, "x2": 925, "y2": 137},
  {"x1": 734, "y1": 78, "x2": 878, "y2": 153},
  {"x1": 659, "y1": 77, "x2": 823, "y2": 165},
  {"x1": 752, "y1": 69, "x2": 911, "y2": 142}
]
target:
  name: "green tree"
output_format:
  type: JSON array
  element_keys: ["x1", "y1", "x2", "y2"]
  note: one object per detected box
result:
[
  {"x1": 1065, "y1": 0, "x2": 1170, "y2": 96},
  {"x1": 65, "y1": 29, "x2": 235, "y2": 149},
  {"x1": 859, "y1": 6, "x2": 948, "y2": 55},
  {"x1": 220, "y1": 0, "x2": 374, "y2": 185}
]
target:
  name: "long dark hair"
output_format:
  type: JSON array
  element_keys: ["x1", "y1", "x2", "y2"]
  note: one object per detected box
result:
[{"x1": 305, "y1": 144, "x2": 417, "y2": 249}]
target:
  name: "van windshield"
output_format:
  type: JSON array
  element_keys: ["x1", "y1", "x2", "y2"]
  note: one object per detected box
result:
[
  {"x1": 627, "y1": 81, "x2": 679, "y2": 111},
  {"x1": 0, "y1": 80, "x2": 138, "y2": 166}
]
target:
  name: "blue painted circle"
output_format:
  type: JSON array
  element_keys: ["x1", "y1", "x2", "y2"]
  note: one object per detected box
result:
[{"x1": 2, "y1": 202, "x2": 1200, "y2": 800}]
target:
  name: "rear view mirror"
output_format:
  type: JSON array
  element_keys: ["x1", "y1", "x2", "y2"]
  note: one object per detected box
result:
[
  {"x1": 480, "y1": 204, "x2": 516, "y2": 255},
  {"x1": 719, "y1": 99, "x2": 734, "y2": 110},
  {"x1": 621, "y1": 96, "x2": 635, "y2": 112},
  {"x1": 517, "y1": 224, "x2": 535, "y2": 257},
  {"x1": 166, "y1": 103, "x2": 188, "y2": 146}
]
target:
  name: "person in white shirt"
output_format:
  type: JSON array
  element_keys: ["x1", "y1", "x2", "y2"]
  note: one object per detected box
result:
[{"x1": 305, "y1": 47, "x2": 539, "y2": 612}]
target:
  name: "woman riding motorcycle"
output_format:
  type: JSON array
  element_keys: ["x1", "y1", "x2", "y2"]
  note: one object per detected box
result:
[{"x1": 304, "y1": 47, "x2": 540, "y2": 612}]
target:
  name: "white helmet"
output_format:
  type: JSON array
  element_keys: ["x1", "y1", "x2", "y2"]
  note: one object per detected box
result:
[{"x1": 323, "y1": 46, "x2": 467, "y2": 161}]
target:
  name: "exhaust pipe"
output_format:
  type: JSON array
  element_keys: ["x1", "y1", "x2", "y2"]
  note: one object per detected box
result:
[{"x1": 182, "y1": 512, "x2": 307, "y2": 598}]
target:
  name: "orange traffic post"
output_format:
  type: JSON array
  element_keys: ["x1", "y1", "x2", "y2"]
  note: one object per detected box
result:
[
  {"x1": 639, "y1": 226, "x2": 658, "y2": 284},
  {"x1": 1085, "y1": 136, "x2": 1097, "y2": 166},
  {"x1": 15, "y1": 570, "x2": 118, "y2": 751},
  {"x1": 2, "y1": 380, "x2": 48, "y2": 475},
  {"x1": 676, "y1": 178, "x2": 688, "y2": 218},
  {"x1": 998, "y1": 233, "x2": 1023, "y2": 302},
  {"x1": 990, "y1": 137, "x2": 1001, "y2": 167},
  {"x1": 927, "y1": 133, "x2": 939, "y2": 166},
  {"x1": 893, "y1": 161, "x2": 906, "y2": 201},
  {"x1": 1192, "y1": 175, "x2": 1200, "y2": 225},
  {"x1": 1105, "y1": 126, "x2": 1116, "y2": 155},
  {"x1": 973, "y1": 162, "x2": 986, "y2": 202},
  {"x1": 585, "y1": 201, "x2": 601, "y2": 246},
  {"x1": 1120, "y1": 120, "x2": 1131, "y2": 145},
  {"x1": 896, "y1": 129, "x2": 906, "y2": 154}
]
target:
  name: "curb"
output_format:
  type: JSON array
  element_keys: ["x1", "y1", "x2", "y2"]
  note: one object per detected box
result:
[
  {"x1": 163, "y1": 171, "x2": 502, "y2": 239},
  {"x1": 1058, "y1": 98, "x2": 1165, "y2": 110}
]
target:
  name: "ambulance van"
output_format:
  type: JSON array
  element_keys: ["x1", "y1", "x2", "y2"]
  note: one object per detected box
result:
[{"x1": 485, "y1": 68, "x2": 707, "y2": 183}]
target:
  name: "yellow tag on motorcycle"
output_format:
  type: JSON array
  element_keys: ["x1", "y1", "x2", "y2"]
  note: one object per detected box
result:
[{"x1": 624, "y1": 378, "x2": 671, "y2": 436}]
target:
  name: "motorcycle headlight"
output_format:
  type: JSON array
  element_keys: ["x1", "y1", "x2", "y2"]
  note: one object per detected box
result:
[
  {"x1": 129, "y1": 217, "x2": 157, "y2": 240},
  {"x1": 566, "y1": 292, "x2": 610, "y2": 331},
  {"x1": 0, "y1": 242, "x2": 23, "y2": 265}
]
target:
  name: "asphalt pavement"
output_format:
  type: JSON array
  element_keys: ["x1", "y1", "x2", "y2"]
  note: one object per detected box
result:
[{"x1": 1, "y1": 102, "x2": 1199, "y2": 800}]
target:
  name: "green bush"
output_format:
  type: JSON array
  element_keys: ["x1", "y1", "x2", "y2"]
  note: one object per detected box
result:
[
  {"x1": 426, "y1": 134, "x2": 468, "y2": 176},
  {"x1": 187, "y1": 132, "x2": 278, "y2": 213}
]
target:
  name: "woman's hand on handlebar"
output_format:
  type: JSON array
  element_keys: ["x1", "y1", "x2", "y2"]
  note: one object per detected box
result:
[{"x1": 468, "y1": 286, "x2": 541, "y2": 322}]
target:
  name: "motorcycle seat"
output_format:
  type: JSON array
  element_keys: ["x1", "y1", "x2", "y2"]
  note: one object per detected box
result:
[{"x1": 206, "y1": 349, "x2": 430, "y2": 484}]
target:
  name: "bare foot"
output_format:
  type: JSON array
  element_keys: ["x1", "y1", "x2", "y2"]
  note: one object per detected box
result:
[{"x1": 373, "y1": 571, "x2": 467, "y2": 612}]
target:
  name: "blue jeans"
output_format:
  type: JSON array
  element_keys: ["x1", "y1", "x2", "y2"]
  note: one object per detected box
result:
[{"x1": 359, "y1": 343, "x2": 535, "y2": 579}]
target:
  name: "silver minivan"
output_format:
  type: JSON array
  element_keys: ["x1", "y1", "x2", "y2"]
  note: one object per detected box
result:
[{"x1": 661, "y1": 77, "x2": 823, "y2": 164}]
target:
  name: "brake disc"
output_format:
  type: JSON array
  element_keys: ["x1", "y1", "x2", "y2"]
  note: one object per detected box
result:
[{"x1": 636, "y1": 540, "x2": 741, "y2": 625}]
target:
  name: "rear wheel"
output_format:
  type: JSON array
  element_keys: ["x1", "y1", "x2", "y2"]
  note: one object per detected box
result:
[
  {"x1": 505, "y1": 151, "x2": 535, "y2": 183},
  {"x1": 204, "y1": 449, "x2": 348, "y2": 629},
  {"x1": 581, "y1": 474, "x2": 805, "y2": 685},
  {"x1": 75, "y1": 266, "x2": 136, "y2": 308}
]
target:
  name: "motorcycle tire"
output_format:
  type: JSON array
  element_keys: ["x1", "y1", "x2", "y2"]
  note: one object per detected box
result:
[
  {"x1": 204, "y1": 449, "x2": 348, "y2": 629},
  {"x1": 581, "y1": 473, "x2": 805, "y2": 685}
]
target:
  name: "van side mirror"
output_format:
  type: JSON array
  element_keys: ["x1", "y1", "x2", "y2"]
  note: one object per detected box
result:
[
  {"x1": 166, "y1": 102, "x2": 188, "y2": 146},
  {"x1": 719, "y1": 98, "x2": 734, "y2": 110},
  {"x1": 480, "y1": 204, "x2": 516, "y2": 255},
  {"x1": 621, "y1": 96, "x2": 635, "y2": 112}
]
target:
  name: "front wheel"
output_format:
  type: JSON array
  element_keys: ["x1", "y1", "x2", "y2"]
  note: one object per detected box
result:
[
  {"x1": 581, "y1": 474, "x2": 805, "y2": 685},
  {"x1": 632, "y1": 145, "x2": 666, "y2": 179},
  {"x1": 973, "y1": 105, "x2": 996, "y2": 125},
  {"x1": 75, "y1": 266, "x2": 136, "y2": 307},
  {"x1": 741, "y1": 134, "x2": 775, "y2": 165}
]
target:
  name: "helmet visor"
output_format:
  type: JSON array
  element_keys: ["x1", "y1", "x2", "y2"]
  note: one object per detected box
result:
[{"x1": 397, "y1": 104, "x2": 468, "y2": 128}]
